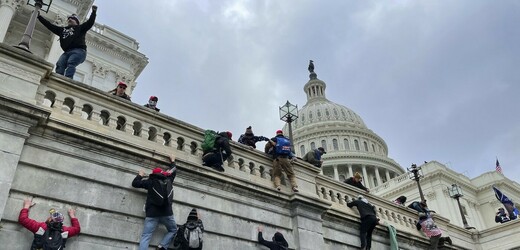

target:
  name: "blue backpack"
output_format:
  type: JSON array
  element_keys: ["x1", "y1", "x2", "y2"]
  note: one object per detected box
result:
[{"x1": 275, "y1": 137, "x2": 292, "y2": 155}]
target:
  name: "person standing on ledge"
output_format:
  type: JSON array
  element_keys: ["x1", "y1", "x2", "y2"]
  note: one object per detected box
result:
[{"x1": 37, "y1": 5, "x2": 97, "y2": 79}]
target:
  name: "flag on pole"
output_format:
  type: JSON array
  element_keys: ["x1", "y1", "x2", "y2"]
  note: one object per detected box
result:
[
  {"x1": 493, "y1": 186, "x2": 518, "y2": 220},
  {"x1": 496, "y1": 158, "x2": 503, "y2": 174}
]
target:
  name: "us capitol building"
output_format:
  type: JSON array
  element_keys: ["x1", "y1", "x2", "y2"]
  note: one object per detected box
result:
[{"x1": 0, "y1": 0, "x2": 519, "y2": 249}]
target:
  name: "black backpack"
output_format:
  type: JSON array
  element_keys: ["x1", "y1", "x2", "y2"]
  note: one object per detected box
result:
[
  {"x1": 31, "y1": 222, "x2": 66, "y2": 250},
  {"x1": 149, "y1": 176, "x2": 174, "y2": 206}
]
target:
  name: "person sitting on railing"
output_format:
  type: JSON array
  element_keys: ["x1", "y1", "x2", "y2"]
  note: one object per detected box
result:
[
  {"x1": 238, "y1": 126, "x2": 269, "y2": 149},
  {"x1": 345, "y1": 172, "x2": 370, "y2": 193},
  {"x1": 37, "y1": 5, "x2": 97, "y2": 79},
  {"x1": 393, "y1": 196, "x2": 407, "y2": 206},
  {"x1": 268, "y1": 130, "x2": 298, "y2": 192},
  {"x1": 144, "y1": 96, "x2": 160, "y2": 111},
  {"x1": 302, "y1": 147, "x2": 326, "y2": 168},
  {"x1": 108, "y1": 82, "x2": 131, "y2": 101},
  {"x1": 495, "y1": 208, "x2": 511, "y2": 224},
  {"x1": 347, "y1": 195, "x2": 378, "y2": 250}
]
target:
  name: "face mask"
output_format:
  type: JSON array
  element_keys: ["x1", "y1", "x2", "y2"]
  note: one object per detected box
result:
[{"x1": 149, "y1": 100, "x2": 157, "y2": 106}]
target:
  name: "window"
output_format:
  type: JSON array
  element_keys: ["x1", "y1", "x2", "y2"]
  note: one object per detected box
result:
[
  {"x1": 333, "y1": 139, "x2": 338, "y2": 150},
  {"x1": 300, "y1": 145, "x2": 305, "y2": 156},
  {"x1": 321, "y1": 140, "x2": 327, "y2": 151},
  {"x1": 344, "y1": 139, "x2": 350, "y2": 150},
  {"x1": 354, "y1": 140, "x2": 360, "y2": 150},
  {"x1": 311, "y1": 142, "x2": 316, "y2": 150},
  {"x1": 364, "y1": 141, "x2": 368, "y2": 151},
  {"x1": 372, "y1": 144, "x2": 376, "y2": 152}
]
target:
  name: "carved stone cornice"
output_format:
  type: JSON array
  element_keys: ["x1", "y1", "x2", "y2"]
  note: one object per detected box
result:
[
  {"x1": 0, "y1": 61, "x2": 41, "y2": 82},
  {"x1": 92, "y1": 61, "x2": 109, "y2": 78},
  {"x1": 0, "y1": 0, "x2": 23, "y2": 10}
]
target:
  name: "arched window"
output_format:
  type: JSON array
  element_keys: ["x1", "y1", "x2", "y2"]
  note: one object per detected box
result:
[
  {"x1": 321, "y1": 140, "x2": 327, "y2": 151},
  {"x1": 333, "y1": 139, "x2": 338, "y2": 150},
  {"x1": 364, "y1": 141, "x2": 368, "y2": 151},
  {"x1": 344, "y1": 139, "x2": 350, "y2": 150},
  {"x1": 300, "y1": 145, "x2": 305, "y2": 156},
  {"x1": 354, "y1": 140, "x2": 360, "y2": 151},
  {"x1": 372, "y1": 144, "x2": 376, "y2": 152},
  {"x1": 310, "y1": 142, "x2": 316, "y2": 150}
]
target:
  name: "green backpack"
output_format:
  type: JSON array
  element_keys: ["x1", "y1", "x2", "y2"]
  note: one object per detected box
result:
[{"x1": 201, "y1": 130, "x2": 219, "y2": 153}]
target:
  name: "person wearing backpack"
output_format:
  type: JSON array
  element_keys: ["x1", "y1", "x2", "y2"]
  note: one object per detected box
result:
[
  {"x1": 302, "y1": 147, "x2": 326, "y2": 168},
  {"x1": 173, "y1": 208, "x2": 204, "y2": 250},
  {"x1": 257, "y1": 226, "x2": 289, "y2": 250},
  {"x1": 268, "y1": 130, "x2": 298, "y2": 192},
  {"x1": 18, "y1": 198, "x2": 80, "y2": 249},
  {"x1": 132, "y1": 155, "x2": 178, "y2": 250},
  {"x1": 202, "y1": 131, "x2": 233, "y2": 172}
]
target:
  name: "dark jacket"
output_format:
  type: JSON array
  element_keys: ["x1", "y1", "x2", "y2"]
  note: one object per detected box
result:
[
  {"x1": 144, "y1": 104, "x2": 160, "y2": 111},
  {"x1": 344, "y1": 177, "x2": 368, "y2": 191},
  {"x1": 347, "y1": 199, "x2": 376, "y2": 219},
  {"x1": 37, "y1": 11, "x2": 96, "y2": 52},
  {"x1": 269, "y1": 135, "x2": 294, "y2": 159},
  {"x1": 495, "y1": 212, "x2": 510, "y2": 223},
  {"x1": 214, "y1": 132, "x2": 232, "y2": 156},
  {"x1": 302, "y1": 149, "x2": 322, "y2": 167},
  {"x1": 113, "y1": 92, "x2": 131, "y2": 101},
  {"x1": 132, "y1": 163, "x2": 177, "y2": 217},
  {"x1": 258, "y1": 231, "x2": 288, "y2": 250},
  {"x1": 238, "y1": 133, "x2": 268, "y2": 148},
  {"x1": 174, "y1": 219, "x2": 204, "y2": 250}
]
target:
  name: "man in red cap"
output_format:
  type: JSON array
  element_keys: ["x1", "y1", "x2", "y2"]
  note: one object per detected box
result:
[
  {"x1": 108, "y1": 82, "x2": 131, "y2": 100},
  {"x1": 37, "y1": 5, "x2": 98, "y2": 79},
  {"x1": 132, "y1": 155, "x2": 178, "y2": 250},
  {"x1": 267, "y1": 130, "x2": 299, "y2": 192},
  {"x1": 144, "y1": 96, "x2": 160, "y2": 111}
]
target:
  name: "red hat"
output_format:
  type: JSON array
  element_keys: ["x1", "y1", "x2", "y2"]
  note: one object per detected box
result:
[
  {"x1": 276, "y1": 130, "x2": 283, "y2": 134},
  {"x1": 149, "y1": 96, "x2": 158, "y2": 101},
  {"x1": 117, "y1": 82, "x2": 127, "y2": 87},
  {"x1": 152, "y1": 167, "x2": 162, "y2": 174},
  {"x1": 226, "y1": 131, "x2": 232, "y2": 139}
]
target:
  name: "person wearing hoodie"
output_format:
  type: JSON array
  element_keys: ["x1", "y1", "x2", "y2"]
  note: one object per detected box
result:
[
  {"x1": 257, "y1": 226, "x2": 289, "y2": 250},
  {"x1": 132, "y1": 155, "x2": 178, "y2": 250},
  {"x1": 238, "y1": 126, "x2": 269, "y2": 149},
  {"x1": 302, "y1": 147, "x2": 326, "y2": 168},
  {"x1": 37, "y1": 5, "x2": 97, "y2": 78},
  {"x1": 347, "y1": 195, "x2": 378, "y2": 250},
  {"x1": 202, "y1": 131, "x2": 233, "y2": 172},
  {"x1": 173, "y1": 208, "x2": 204, "y2": 250}
]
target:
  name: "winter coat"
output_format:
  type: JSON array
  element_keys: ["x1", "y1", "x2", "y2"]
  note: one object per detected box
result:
[
  {"x1": 132, "y1": 165, "x2": 176, "y2": 217},
  {"x1": 344, "y1": 177, "x2": 368, "y2": 191},
  {"x1": 18, "y1": 208, "x2": 81, "y2": 237},
  {"x1": 258, "y1": 231, "x2": 288, "y2": 250},
  {"x1": 347, "y1": 199, "x2": 377, "y2": 219}
]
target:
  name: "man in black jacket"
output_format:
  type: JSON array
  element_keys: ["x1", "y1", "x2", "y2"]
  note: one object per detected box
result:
[
  {"x1": 202, "y1": 131, "x2": 233, "y2": 172},
  {"x1": 347, "y1": 195, "x2": 378, "y2": 250},
  {"x1": 132, "y1": 155, "x2": 177, "y2": 250},
  {"x1": 257, "y1": 226, "x2": 289, "y2": 250},
  {"x1": 302, "y1": 147, "x2": 326, "y2": 168},
  {"x1": 345, "y1": 172, "x2": 370, "y2": 193},
  {"x1": 37, "y1": 5, "x2": 97, "y2": 78},
  {"x1": 238, "y1": 126, "x2": 269, "y2": 149}
]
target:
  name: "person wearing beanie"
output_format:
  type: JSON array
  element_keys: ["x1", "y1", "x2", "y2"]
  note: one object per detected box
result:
[
  {"x1": 132, "y1": 154, "x2": 178, "y2": 250},
  {"x1": 266, "y1": 130, "x2": 298, "y2": 192},
  {"x1": 37, "y1": 5, "x2": 98, "y2": 79},
  {"x1": 144, "y1": 96, "x2": 160, "y2": 111},
  {"x1": 18, "y1": 198, "x2": 80, "y2": 249},
  {"x1": 347, "y1": 196, "x2": 378, "y2": 250},
  {"x1": 202, "y1": 131, "x2": 233, "y2": 172},
  {"x1": 393, "y1": 196, "x2": 407, "y2": 206},
  {"x1": 344, "y1": 172, "x2": 370, "y2": 193},
  {"x1": 108, "y1": 82, "x2": 132, "y2": 100},
  {"x1": 257, "y1": 226, "x2": 289, "y2": 250},
  {"x1": 238, "y1": 126, "x2": 269, "y2": 149},
  {"x1": 302, "y1": 147, "x2": 326, "y2": 168},
  {"x1": 173, "y1": 208, "x2": 204, "y2": 250}
]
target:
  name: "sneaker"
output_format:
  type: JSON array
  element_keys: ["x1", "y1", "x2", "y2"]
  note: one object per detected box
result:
[
  {"x1": 445, "y1": 236, "x2": 452, "y2": 245},
  {"x1": 292, "y1": 187, "x2": 299, "y2": 192}
]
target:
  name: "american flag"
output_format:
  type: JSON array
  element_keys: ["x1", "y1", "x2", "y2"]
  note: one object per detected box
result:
[{"x1": 496, "y1": 159, "x2": 503, "y2": 174}]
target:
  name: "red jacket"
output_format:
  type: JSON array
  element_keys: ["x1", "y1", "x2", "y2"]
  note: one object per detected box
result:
[{"x1": 18, "y1": 208, "x2": 81, "y2": 237}]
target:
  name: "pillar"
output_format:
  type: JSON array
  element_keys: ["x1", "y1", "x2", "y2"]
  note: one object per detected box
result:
[
  {"x1": 333, "y1": 165, "x2": 339, "y2": 181},
  {"x1": 375, "y1": 166, "x2": 382, "y2": 187},
  {"x1": 290, "y1": 198, "x2": 330, "y2": 250},
  {"x1": 0, "y1": 0, "x2": 21, "y2": 42},
  {"x1": 362, "y1": 165, "x2": 370, "y2": 189},
  {"x1": 385, "y1": 169, "x2": 391, "y2": 182},
  {"x1": 348, "y1": 164, "x2": 353, "y2": 177}
]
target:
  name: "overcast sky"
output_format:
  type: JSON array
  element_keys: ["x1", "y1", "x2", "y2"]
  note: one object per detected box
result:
[{"x1": 94, "y1": 0, "x2": 519, "y2": 183}]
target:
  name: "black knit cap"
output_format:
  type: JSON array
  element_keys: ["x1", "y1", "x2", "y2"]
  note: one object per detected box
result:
[{"x1": 187, "y1": 208, "x2": 198, "y2": 221}]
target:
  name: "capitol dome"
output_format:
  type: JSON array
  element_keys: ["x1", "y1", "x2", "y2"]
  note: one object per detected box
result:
[{"x1": 284, "y1": 65, "x2": 404, "y2": 188}]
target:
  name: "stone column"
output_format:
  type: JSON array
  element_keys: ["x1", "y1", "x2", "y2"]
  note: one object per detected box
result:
[
  {"x1": 0, "y1": 96, "x2": 49, "y2": 220},
  {"x1": 385, "y1": 169, "x2": 391, "y2": 182},
  {"x1": 290, "y1": 198, "x2": 330, "y2": 250},
  {"x1": 0, "y1": 0, "x2": 22, "y2": 42},
  {"x1": 375, "y1": 166, "x2": 382, "y2": 187},
  {"x1": 362, "y1": 165, "x2": 370, "y2": 189},
  {"x1": 348, "y1": 164, "x2": 353, "y2": 177},
  {"x1": 333, "y1": 165, "x2": 339, "y2": 181}
]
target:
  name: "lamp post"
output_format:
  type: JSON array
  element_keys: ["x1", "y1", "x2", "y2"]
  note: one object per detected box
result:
[
  {"x1": 448, "y1": 184, "x2": 474, "y2": 229},
  {"x1": 15, "y1": 0, "x2": 53, "y2": 53},
  {"x1": 279, "y1": 100, "x2": 298, "y2": 152},
  {"x1": 407, "y1": 163, "x2": 425, "y2": 202}
]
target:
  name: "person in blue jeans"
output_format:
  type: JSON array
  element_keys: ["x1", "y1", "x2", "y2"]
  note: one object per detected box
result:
[
  {"x1": 132, "y1": 155, "x2": 178, "y2": 250},
  {"x1": 37, "y1": 5, "x2": 97, "y2": 79}
]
